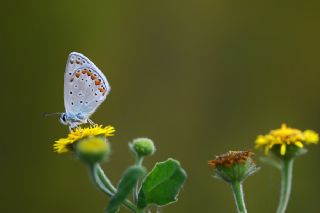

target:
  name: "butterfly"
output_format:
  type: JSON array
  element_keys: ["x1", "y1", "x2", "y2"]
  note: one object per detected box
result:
[{"x1": 59, "y1": 52, "x2": 111, "y2": 129}]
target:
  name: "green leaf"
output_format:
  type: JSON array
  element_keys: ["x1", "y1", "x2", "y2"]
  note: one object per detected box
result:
[
  {"x1": 137, "y1": 158, "x2": 187, "y2": 209},
  {"x1": 106, "y1": 166, "x2": 146, "y2": 213}
]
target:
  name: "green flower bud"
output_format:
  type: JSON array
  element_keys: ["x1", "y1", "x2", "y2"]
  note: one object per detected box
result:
[
  {"x1": 208, "y1": 151, "x2": 259, "y2": 183},
  {"x1": 75, "y1": 136, "x2": 111, "y2": 164},
  {"x1": 129, "y1": 138, "x2": 156, "y2": 157}
]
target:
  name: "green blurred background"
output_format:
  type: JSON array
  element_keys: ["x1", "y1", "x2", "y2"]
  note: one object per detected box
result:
[{"x1": 1, "y1": 0, "x2": 320, "y2": 212}]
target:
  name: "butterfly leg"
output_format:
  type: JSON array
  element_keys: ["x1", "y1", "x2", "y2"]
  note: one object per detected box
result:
[
  {"x1": 69, "y1": 123, "x2": 78, "y2": 131},
  {"x1": 88, "y1": 119, "x2": 96, "y2": 125}
]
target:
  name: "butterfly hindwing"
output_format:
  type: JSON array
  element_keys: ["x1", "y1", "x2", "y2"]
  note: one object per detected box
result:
[{"x1": 64, "y1": 52, "x2": 110, "y2": 121}]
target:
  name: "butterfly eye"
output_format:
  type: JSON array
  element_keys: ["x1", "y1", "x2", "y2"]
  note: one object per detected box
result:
[{"x1": 59, "y1": 113, "x2": 67, "y2": 125}]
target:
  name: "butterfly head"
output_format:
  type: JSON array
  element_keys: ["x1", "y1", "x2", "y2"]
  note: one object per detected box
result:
[{"x1": 59, "y1": 113, "x2": 68, "y2": 125}]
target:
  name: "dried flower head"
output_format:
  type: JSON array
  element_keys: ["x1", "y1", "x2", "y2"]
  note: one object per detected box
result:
[
  {"x1": 208, "y1": 151, "x2": 254, "y2": 168},
  {"x1": 208, "y1": 151, "x2": 258, "y2": 183}
]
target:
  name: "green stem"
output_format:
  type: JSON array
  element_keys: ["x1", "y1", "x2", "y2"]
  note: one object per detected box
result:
[
  {"x1": 231, "y1": 182, "x2": 247, "y2": 213},
  {"x1": 89, "y1": 163, "x2": 139, "y2": 213},
  {"x1": 133, "y1": 156, "x2": 144, "y2": 204},
  {"x1": 96, "y1": 164, "x2": 117, "y2": 193},
  {"x1": 276, "y1": 158, "x2": 294, "y2": 213},
  {"x1": 136, "y1": 156, "x2": 144, "y2": 166},
  {"x1": 89, "y1": 163, "x2": 113, "y2": 196}
]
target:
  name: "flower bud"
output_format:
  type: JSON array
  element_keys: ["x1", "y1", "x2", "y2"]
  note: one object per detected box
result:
[
  {"x1": 75, "y1": 136, "x2": 111, "y2": 164},
  {"x1": 129, "y1": 138, "x2": 156, "y2": 157}
]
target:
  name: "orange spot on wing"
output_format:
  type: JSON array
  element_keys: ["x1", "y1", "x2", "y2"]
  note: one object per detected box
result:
[
  {"x1": 75, "y1": 72, "x2": 81, "y2": 78},
  {"x1": 91, "y1": 75, "x2": 97, "y2": 80},
  {"x1": 99, "y1": 87, "x2": 106, "y2": 93},
  {"x1": 95, "y1": 79, "x2": 101, "y2": 85}
]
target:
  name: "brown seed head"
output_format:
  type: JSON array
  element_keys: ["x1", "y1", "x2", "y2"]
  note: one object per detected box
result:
[{"x1": 208, "y1": 150, "x2": 254, "y2": 168}]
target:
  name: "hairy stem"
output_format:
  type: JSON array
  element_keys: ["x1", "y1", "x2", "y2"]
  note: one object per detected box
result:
[
  {"x1": 133, "y1": 156, "x2": 144, "y2": 204},
  {"x1": 89, "y1": 163, "x2": 139, "y2": 212},
  {"x1": 96, "y1": 164, "x2": 117, "y2": 193},
  {"x1": 276, "y1": 158, "x2": 294, "y2": 213},
  {"x1": 231, "y1": 181, "x2": 247, "y2": 213},
  {"x1": 89, "y1": 163, "x2": 114, "y2": 196}
]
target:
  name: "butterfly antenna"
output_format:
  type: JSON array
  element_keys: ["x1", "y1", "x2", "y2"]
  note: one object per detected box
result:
[{"x1": 43, "y1": 112, "x2": 62, "y2": 117}]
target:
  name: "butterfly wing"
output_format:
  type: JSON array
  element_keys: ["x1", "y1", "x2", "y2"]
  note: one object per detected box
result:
[{"x1": 64, "y1": 52, "x2": 111, "y2": 120}]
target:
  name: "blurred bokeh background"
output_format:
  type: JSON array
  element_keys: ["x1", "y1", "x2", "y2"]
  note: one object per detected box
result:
[{"x1": 1, "y1": 0, "x2": 320, "y2": 212}]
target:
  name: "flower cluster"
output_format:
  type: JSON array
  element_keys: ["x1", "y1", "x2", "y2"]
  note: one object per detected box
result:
[
  {"x1": 54, "y1": 125, "x2": 115, "y2": 154},
  {"x1": 255, "y1": 123, "x2": 318, "y2": 156}
]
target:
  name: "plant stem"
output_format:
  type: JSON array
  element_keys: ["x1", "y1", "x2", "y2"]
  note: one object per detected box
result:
[
  {"x1": 89, "y1": 163, "x2": 114, "y2": 196},
  {"x1": 133, "y1": 156, "x2": 144, "y2": 204},
  {"x1": 231, "y1": 181, "x2": 247, "y2": 213},
  {"x1": 89, "y1": 163, "x2": 139, "y2": 213},
  {"x1": 276, "y1": 158, "x2": 294, "y2": 213},
  {"x1": 96, "y1": 164, "x2": 117, "y2": 193},
  {"x1": 136, "y1": 156, "x2": 144, "y2": 166}
]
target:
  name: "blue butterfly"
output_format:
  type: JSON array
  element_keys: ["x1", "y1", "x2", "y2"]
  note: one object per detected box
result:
[{"x1": 59, "y1": 52, "x2": 111, "y2": 129}]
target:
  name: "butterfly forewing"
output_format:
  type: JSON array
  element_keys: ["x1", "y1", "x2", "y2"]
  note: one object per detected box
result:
[{"x1": 64, "y1": 52, "x2": 110, "y2": 120}]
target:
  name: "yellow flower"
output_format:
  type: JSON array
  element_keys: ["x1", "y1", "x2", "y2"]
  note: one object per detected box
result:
[
  {"x1": 54, "y1": 125, "x2": 115, "y2": 154},
  {"x1": 255, "y1": 123, "x2": 318, "y2": 156}
]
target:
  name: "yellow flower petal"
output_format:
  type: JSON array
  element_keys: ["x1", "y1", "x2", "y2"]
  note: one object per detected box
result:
[
  {"x1": 255, "y1": 123, "x2": 318, "y2": 156},
  {"x1": 280, "y1": 144, "x2": 286, "y2": 156},
  {"x1": 294, "y1": 141, "x2": 303, "y2": 148},
  {"x1": 53, "y1": 125, "x2": 115, "y2": 154},
  {"x1": 255, "y1": 135, "x2": 268, "y2": 145},
  {"x1": 264, "y1": 146, "x2": 270, "y2": 155},
  {"x1": 303, "y1": 130, "x2": 319, "y2": 144}
]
